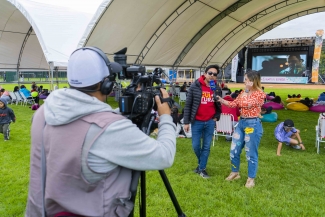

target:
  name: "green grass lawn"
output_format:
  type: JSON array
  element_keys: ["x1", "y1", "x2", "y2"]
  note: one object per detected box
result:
[{"x1": 1, "y1": 86, "x2": 325, "y2": 216}]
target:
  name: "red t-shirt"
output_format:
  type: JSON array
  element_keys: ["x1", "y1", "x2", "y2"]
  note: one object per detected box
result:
[{"x1": 195, "y1": 75, "x2": 216, "y2": 121}]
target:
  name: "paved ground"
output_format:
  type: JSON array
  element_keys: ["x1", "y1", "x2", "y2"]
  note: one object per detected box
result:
[{"x1": 226, "y1": 83, "x2": 325, "y2": 90}]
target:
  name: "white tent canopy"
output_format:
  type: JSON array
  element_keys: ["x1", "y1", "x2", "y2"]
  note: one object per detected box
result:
[
  {"x1": 81, "y1": 0, "x2": 325, "y2": 70},
  {"x1": 0, "y1": 0, "x2": 102, "y2": 70}
]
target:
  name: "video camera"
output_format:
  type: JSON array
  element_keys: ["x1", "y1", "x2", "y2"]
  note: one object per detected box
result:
[{"x1": 110, "y1": 47, "x2": 174, "y2": 128}]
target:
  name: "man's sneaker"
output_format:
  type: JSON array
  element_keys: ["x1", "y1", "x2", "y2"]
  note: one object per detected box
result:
[
  {"x1": 193, "y1": 166, "x2": 199, "y2": 174},
  {"x1": 199, "y1": 169, "x2": 210, "y2": 179},
  {"x1": 292, "y1": 145, "x2": 301, "y2": 150}
]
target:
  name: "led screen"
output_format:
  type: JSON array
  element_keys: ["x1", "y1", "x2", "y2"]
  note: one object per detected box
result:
[{"x1": 251, "y1": 52, "x2": 309, "y2": 77}]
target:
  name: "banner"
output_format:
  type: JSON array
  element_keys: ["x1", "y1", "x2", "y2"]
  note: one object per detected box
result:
[
  {"x1": 311, "y1": 29, "x2": 324, "y2": 82},
  {"x1": 261, "y1": 76, "x2": 308, "y2": 84},
  {"x1": 231, "y1": 54, "x2": 238, "y2": 82}
]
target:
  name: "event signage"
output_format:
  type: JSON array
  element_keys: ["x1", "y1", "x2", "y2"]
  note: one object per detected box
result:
[
  {"x1": 311, "y1": 29, "x2": 324, "y2": 82},
  {"x1": 261, "y1": 76, "x2": 308, "y2": 84},
  {"x1": 231, "y1": 54, "x2": 238, "y2": 82}
]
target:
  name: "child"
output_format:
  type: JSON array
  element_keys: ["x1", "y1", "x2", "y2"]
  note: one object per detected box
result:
[
  {"x1": 274, "y1": 119, "x2": 305, "y2": 156},
  {"x1": 0, "y1": 98, "x2": 16, "y2": 141}
]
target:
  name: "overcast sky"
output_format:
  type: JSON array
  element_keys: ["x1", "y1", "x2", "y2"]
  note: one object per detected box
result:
[{"x1": 257, "y1": 12, "x2": 325, "y2": 40}]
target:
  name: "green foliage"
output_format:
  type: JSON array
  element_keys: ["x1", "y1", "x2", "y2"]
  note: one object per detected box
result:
[{"x1": 1, "y1": 87, "x2": 325, "y2": 216}]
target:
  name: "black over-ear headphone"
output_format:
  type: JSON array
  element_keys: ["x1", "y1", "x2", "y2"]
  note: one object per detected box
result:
[{"x1": 70, "y1": 46, "x2": 114, "y2": 95}]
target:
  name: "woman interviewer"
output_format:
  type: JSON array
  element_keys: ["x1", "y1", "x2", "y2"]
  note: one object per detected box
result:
[{"x1": 216, "y1": 70, "x2": 265, "y2": 188}]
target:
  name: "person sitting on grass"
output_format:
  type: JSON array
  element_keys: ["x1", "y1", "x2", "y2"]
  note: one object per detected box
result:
[{"x1": 274, "y1": 119, "x2": 305, "y2": 156}]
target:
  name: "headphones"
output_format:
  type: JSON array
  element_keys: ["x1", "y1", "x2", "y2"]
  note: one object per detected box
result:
[{"x1": 70, "y1": 46, "x2": 115, "y2": 95}]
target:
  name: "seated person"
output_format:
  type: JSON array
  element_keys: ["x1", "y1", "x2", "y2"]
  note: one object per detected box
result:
[
  {"x1": 20, "y1": 85, "x2": 39, "y2": 104},
  {"x1": 180, "y1": 83, "x2": 187, "y2": 92},
  {"x1": 261, "y1": 106, "x2": 272, "y2": 115},
  {"x1": 0, "y1": 89, "x2": 11, "y2": 103},
  {"x1": 317, "y1": 92, "x2": 325, "y2": 102},
  {"x1": 274, "y1": 119, "x2": 305, "y2": 156},
  {"x1": 270, "y1": 96, "x2": 285, "y2": 106},
  {"x1": 13, "y1": 86, "x2": 19, "y2": 92},
  {"x1": 221, "y1": 84, "x2": 231, "y2": 95}
]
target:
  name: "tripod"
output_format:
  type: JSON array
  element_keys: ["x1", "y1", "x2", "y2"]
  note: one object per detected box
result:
[{"x1": 128, "y1": 112, "x2": 186, "y2": 217}]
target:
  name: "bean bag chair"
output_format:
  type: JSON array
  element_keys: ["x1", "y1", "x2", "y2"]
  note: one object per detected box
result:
[
  {"x1": 286, "y1": 102, "x2": 309, "y2": 111},
  {"x1": 262, "y1": 101, "x2": 284, "y2": 110},
  {"x1": 31, "y1": 103, "x2": 40, "y2": 110},
  {"x1": 286, "y1": 98, "x2": 302, "y2": 103},
  {"x1": 266, "y1": 95, "x2": 274, "y2": 100},
  {"x1": 39, "y1": 94, "x2": 48, "y2": 99},
  {"x1": 309, "y1": 104, "x2": 325, "y2": 113},
  {"x1": 260, "y1": 112, "x2": 278, "y2": 122},
  {"x1": 31, "y1": 91, "x2": 39, "y2": 97}
]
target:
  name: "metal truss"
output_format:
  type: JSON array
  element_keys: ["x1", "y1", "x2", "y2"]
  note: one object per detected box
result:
[
  {"x1": 221, "y1": 6, "x2": 325, "y2": 69},
  {"x1": 17, "y1": 26, "x2": 33, "y2": 85},
  {"x1": 172, "y1": 0, "x2": 252, "y2": 70},
  {"x1": 200, "y1": 0, "x2": 306, "y2": 70},
  {"x1": 134, "y1": 0, "x2": 198, "y2": 65}
]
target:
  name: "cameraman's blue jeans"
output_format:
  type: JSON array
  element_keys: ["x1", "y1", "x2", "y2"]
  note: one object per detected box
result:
[
  {"x1": 230, "y1": 118, "x2": 263, "y2": 178},
  {"x1": 191, "y1": 119, "x2": 215, "y2": 171}
]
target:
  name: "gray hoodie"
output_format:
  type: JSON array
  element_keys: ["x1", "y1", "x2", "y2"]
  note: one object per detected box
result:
[{"x1": 44, "y1": 88, "x2": 176, "y2": 181}]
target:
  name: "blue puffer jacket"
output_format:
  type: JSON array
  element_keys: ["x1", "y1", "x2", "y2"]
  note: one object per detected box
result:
[{"x1": 20, "y1": 88, "x2": 32, "y2": 98}]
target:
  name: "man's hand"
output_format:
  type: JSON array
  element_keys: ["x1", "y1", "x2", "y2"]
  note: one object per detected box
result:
[{"x1": 155, "y1": 88, "x2": 171, "y2": 116}]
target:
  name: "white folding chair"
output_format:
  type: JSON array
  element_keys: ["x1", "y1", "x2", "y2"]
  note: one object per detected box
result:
[
  {"x1": 8, "y1": 92, "x2": 17, "y2": 105},
  {"x1": 13, "y1": 91, "x2": 23, "y2": 105},
  {"x1": 222, "y1": 90, "x2": 229, "y2": 98},
  {"x1": 213, "y1": 113, "x2": 236, "y2": 146},
  {"x1": 179, "y1": 92, "x2": 187, "y2": 105},
  {"x1": 20, "y1": 92, "x2": 35, "y2": 106},
  {"x1": 174, "y1": 87, "x2": 180, "y2": 97},
  {"x1": 315, "y1": 113, "x2": 325, "y2": 154}
]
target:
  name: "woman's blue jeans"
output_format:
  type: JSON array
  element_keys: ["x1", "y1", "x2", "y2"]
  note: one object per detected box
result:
[
  {"x1": 191, "y1": 119, "x2": 215, "y2": 171},
  {"x1": 230, "y1": 118, "x2": 263, "y2": 178}
]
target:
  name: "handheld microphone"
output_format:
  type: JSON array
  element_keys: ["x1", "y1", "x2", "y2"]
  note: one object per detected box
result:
[{"x1": 209, "y1": 80, "x2": 216, "y2": 91}]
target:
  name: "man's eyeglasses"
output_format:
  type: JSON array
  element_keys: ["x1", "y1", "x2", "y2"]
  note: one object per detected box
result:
[{"x1": 207, "y1": 72, "x2": 218, "y2": 76}]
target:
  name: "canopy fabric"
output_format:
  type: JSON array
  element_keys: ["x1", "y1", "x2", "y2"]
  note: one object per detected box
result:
[
  {"x1": 0, "y1": 0, "x2": 102, "y2": 70},
  {"x1": 82, "y1": 0, "x2": 325, "y2": 69}
]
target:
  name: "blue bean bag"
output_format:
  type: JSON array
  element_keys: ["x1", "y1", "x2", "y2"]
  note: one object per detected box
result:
[{"x1": 260, "y1": 112, "x2": 278, "y2": 122}]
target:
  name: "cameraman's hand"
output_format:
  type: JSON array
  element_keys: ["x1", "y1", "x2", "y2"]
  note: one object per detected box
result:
[{"x1": 155, "y1": 88, "x2": 171, "y2": 116}]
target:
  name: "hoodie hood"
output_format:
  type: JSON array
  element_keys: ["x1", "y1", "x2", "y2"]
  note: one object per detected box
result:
[
  {"x1": 44, "y1": 88, "x2": 118, "y2": 126},
  {"x1": 0, "y1": 98, "x2": 7, "y2": 107}
]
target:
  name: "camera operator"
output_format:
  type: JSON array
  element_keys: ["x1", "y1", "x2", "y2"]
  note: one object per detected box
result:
[{"x1": 25, "y1": 47, "x2": 176, "y2": 217}]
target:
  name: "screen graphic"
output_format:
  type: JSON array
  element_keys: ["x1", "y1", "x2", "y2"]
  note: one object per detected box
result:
[{"x1": 252, "y1": 52, "x2": 309, "y2": 77}]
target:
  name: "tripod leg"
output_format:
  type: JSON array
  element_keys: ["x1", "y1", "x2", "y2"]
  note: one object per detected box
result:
[
  {"x1": 159, "y1": 170, "x2": 186, "y2": 217},
  {"x1": 140, "y1": 171, "x2": 146, "y2": 217}
]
